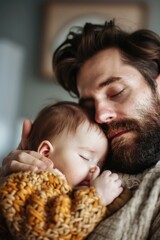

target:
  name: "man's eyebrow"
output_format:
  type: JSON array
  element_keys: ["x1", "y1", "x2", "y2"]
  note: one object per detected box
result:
[{"x1": 99, "y1": 77, "x2": 121, "y2": 88}]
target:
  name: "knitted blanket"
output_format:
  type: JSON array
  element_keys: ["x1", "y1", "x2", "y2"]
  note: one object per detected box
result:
[
  {"x1": 0, "y1": 170, "x2": 106, "y2": 240},
  {"x1": 87, "y1": 162, "x2": 160, "y2": 240},
  {"x1": 0, "y1": 169, "x2": 131, "y2": 240}
]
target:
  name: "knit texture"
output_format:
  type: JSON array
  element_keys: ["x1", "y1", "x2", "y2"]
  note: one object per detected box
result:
[
  {"x1": 87, "y1": 163, "x2": 160, "y2": 240},
  {"x1": 0, "y1": 170, "x2": 107, "y2": 240}
]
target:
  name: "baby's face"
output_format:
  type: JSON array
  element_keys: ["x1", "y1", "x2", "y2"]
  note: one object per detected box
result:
[{"x1": 49, "y1": 121, "x2": 108, "y2": 186}]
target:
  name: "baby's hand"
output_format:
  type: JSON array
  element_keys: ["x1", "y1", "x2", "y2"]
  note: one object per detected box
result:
[{"x1": 92, "y1": 170, "x2": 123, "y2": 206}]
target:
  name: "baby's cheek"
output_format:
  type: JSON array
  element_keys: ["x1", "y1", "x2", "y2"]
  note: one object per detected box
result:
[{"x1": 71, "y1": 171, "x2": 85, "y2": 186}]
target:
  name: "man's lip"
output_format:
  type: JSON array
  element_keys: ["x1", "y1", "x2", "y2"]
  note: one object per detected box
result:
[{"x1": 107, "y1": 129, "x2": 130, "y2": 140}]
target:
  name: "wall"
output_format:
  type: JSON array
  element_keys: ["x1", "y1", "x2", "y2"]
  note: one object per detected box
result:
[{"x1": 0, "y1": 0, "x2": 160, "y2": 161}]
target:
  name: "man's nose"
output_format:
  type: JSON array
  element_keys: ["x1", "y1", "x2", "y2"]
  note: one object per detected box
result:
[{"x1": 95, "y1": 101, "x2": 117, "y2": 124}]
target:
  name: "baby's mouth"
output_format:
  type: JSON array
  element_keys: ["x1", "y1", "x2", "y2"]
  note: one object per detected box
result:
[{"x1": 78, "y1": 180, "x2": 90, "y2": 187}]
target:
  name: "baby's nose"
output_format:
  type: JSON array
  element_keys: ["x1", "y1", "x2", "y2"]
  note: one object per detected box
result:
[
  {"x1": 89, "y1": 165, "x2": 100, "y2": 182},
  {"x1": 89, "y1": 166, "x2": 97, "y2": 173}
]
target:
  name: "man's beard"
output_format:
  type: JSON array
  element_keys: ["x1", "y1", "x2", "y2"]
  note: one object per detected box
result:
[{"x1": 105, "y1": 96, "x2": 160, "y2": 174}]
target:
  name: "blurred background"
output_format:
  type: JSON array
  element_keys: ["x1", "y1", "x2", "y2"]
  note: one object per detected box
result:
[{"x1": 0, "y1": 0, "x2": 160, "y2": 164}]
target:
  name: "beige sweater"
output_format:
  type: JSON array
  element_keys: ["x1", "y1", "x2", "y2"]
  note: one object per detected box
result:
[{"x1": 87, "y1": 161, "x2": 160, "y2": 240}]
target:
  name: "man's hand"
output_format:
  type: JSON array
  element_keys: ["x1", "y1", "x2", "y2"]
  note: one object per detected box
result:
[
  {"x1": 1, "y1": 150, "x2": 53, "y2": 177},
  {"x1": 0, "y1": 119, "x2": 53, "y2": 178}
]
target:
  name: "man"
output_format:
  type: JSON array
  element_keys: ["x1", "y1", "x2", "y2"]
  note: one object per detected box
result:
[
  {"x1": 53, "y1": 19, "x2": 160, "y2": 172},
  {"x1": 1, "y1": 20, "x2": 160, "y2": 239}
]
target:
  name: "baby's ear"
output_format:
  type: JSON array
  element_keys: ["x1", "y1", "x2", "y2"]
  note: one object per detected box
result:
[{"x1": 37, "y1": 140, "x2": 54, "y2": 157}]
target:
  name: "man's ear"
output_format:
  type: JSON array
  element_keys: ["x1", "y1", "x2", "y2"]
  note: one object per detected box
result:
[{"x1": 37, "y1": 140, "x2": 54, "y2": 158}]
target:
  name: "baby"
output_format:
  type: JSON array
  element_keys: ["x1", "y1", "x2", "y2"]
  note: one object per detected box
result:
[{"x1": 0, "y1": 101, "x2": 130, "y2": 240}]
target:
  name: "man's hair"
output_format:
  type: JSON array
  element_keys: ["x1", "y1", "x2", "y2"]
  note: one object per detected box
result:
[
  {"x1": 27, "y1": 101, "x2": 102, "y2": 151},
  {"x1": 53, "y1": 19, "x2": 160, "y2": 97}
]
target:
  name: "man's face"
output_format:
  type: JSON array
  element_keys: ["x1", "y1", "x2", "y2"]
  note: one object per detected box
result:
[{"x1": 77, "y1": 48, "x2": 160, "y2": 174}]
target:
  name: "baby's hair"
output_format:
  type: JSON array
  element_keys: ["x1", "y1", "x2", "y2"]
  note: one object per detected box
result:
[{"x1": 27, "y1": 101, "x2": 103, "y2": 150}]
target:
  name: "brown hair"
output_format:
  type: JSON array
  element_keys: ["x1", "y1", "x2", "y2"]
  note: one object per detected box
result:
[
  {"x1": 27, "y1": 101, "x2": 102, "y2": 151},
  {"x1": 53, "y1": 19, "x2": 160, "y2": 97}
]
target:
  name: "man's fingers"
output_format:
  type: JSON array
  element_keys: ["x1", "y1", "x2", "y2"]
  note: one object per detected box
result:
[
  {"x1": 13, "y1": 151, "x2": 53, "y2": 168},
  {"x1": 3, "y1": 161, "x2": 38, "y2": 176},
  {"x1": 1, "y1": 150, "x2": 54, "y2": 178}
]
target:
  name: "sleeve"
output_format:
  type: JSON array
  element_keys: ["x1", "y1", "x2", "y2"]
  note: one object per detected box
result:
[{"x1": 0, "y1": 171, "x2": 106, "y2": 240}]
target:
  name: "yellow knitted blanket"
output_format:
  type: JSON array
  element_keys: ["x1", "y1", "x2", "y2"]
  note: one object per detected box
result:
[
  {"x1": 0, "y1": 170, "x2": 131, "y2": 240},
  {"x1": 0, "y1": 170, "x2": 107, "y2": 240}
]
